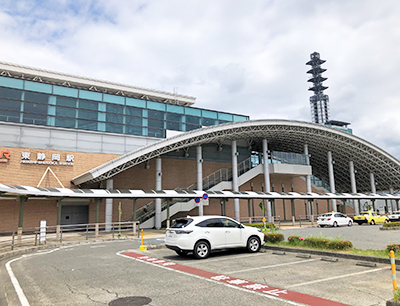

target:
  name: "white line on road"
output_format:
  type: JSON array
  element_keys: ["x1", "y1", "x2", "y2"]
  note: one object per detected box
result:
[
  {"x1": 225, "y1": 258, "x2": 319, "y2": 274},
  {"x1": 287, "y1": 267, "x2": 387, "y2": 288},
  {"x1": 89, "y1": 245, "x2": 106, "y2": 248}
]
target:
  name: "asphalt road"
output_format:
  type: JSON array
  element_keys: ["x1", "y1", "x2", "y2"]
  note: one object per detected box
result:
[{"x1": 0, "y1": 235, "x2": 395, "y2": 306}]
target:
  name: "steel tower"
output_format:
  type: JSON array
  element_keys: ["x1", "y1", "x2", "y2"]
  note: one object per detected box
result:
[{"x1": 306, "y1": 52, "x2": 330, "y2": 124}]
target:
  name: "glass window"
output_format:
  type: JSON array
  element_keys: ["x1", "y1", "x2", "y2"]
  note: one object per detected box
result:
[
  {"x1": 53, "y1": 86, "x2": 78, "y2": 98},
  {"x1": 78, "y1": 119, "x2": 97, "y2": 131},
  {"x1": 79, "y1": 99, "x2": 98, "y2": 110},
  {"x1": 218, "y1": 120, "x2": 229, "y2": 124},
  {"x1": 106, "y1": 104, "x2": 123, "y2": 124},
  {"x1": 166, "y1": 121, "x2": 182, "y2": 131},
  {"x1": 170, "y1": 218, "x2": 193, "y2": 228},
  {"x1": 55, "y1": 117, "x2": 75, "y2": 129},
  {"x1": 202, "y1": 110, "x2": 217, "y2": 119},
  {"x1": 0, "y1": 76, "x2": 24, "y2": 89},
  {"x1": 106, "y1": 123, "x2": 123, "y2": 133},
  {"x1": 79, "y1": 90, "x2": 103, "y2": 101},
  {"x1": 148, "y1": 119, "x2": 164, "y2": 129},
  {"x1": 218, "y1": 113, "x2": 233, "y2": 121},
  {"x1": 126, "y1": 116, "x2": 142, "y2": 126},
  {"x1": 56, "y1": 96, "x2": 76, "y2": 108},
  {"x1": 0, "y1": 96, "x2": 20, "y2": 122},
  {"x1": 148, "y1": 110, "x2": 164, "y2": 120},
  {"x1": 185, "y1": 107, "x2": 201, "y2": 116},
  {"x1": 202, "y1": 118, "x2": 217, "y2": 126},
  {"x1": 103, "y1": 93, "x2": 124, "y2": 105},
  {"x1": 166, "y1": 113, "x2": 182, "y2": 122},
  {"x1": 126, "y1": 97, "x2": 146, "y2": 108},
  {"x1": 126, "y1": 125, "x2": 143, "y2": 136},
  {"x1": 148, "y1": 127, "x2": 165, "y2": 138},
  {"x1": 24, "y1": 91, "x2": 49, "y2": 104},
  {"x1": 233, "y1": 115, "x2": 248, "y2": 121},
  {"x1": 166, "y1": 104, "x2": 184, "y2": 114},
  {"x1": 147, "y1": 101, "x2": 165, "y2": 111},
  {"x1": 186, "y1": 124, "x2": 201, "y2": 131},
  {"x1": 24, "y1": 101, "x2": 48, "y2": 115},
  {"x1": 186, "y1": 115, "x2": 200, "y2": 125},
  {"x1": 126, "y1": 106, "x2": 142, "y2": 117},
  {"x1": 78, "y1": 109, "x2": 97, "y2": 120},
  {"x1": 24, "y1": 81, "x2": 52, "y2": 94},
  {"x1": 56, "y1": 106, "x2": 75, "y2": 118},
  {"x1": 0, "y1": 87, "x2": 22, "y2": 100}
]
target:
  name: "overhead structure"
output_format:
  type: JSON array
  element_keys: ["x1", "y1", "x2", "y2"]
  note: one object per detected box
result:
[
  {"x1": 72, "y1": 119, "x2": 400, "y2": 193},
  {"x1": 307, "y1": 52, "x2": 330, "y2": 124}
]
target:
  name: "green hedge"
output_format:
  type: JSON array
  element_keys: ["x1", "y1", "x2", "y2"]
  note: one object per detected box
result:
[
  {"x1": 246, "y1": 222, "x2": 276, "y2": 229},
  {"x1": 383, "y1": 222, "x2": 400, "y2": 227},
  {"x1": 287, "y1": 236, "x2": 353, "y2": 250},
  {"x1": 264, "y1": 232, "x2": 284, "y2": 243}
]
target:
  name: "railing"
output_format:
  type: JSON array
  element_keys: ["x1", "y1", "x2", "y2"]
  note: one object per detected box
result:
[
  {"x1": 240, "y1": 215, "x2": 280, "y2": 228},
  {"x1": 136, "y1": 157, "x2": 255, "y2": 223},
  {"x1": 0, "y1": 221, "x2": 140, "y2": 253}
]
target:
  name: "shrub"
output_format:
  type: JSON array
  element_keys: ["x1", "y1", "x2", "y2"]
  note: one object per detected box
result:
[
  {"x1": 246, "y1": 222, "x2": 275, "y2": 229},
  {"x1": 288, "y1": 236, "x2": 304, "y2": 245},
  {"x1": 300, "y1": 236, "x2": 353, "y2": 250},
  {"x1": 383, "y1": 222, "x2": 400, "y2": 228},
  {"x1": 387, "y1": 244, "x2": 400, "y2": 253},
  {"x1": 264, "y1": 232, "x2": 284, "y2": 243},
  {"x1": 325, "y1": 240, "x2": 353, "y2": 250}
]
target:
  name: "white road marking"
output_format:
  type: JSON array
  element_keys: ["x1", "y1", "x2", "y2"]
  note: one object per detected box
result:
[
  {"x1": 89, "y1": 245, "x2": 106, "y2": 248},
  {"x1": 225, "y1": 258, "x2": 319, "y2": 274},
  {"x1": 117, "y1": 251, "x2": 303, "y2": 305},
  {"x1": 287, "y1": 267, "x2": 388, "y2": 288}
]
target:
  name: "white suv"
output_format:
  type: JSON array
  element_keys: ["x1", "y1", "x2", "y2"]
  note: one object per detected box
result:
[{"x1": 165, "y1": 216, "x2": 264, "y2": 259}]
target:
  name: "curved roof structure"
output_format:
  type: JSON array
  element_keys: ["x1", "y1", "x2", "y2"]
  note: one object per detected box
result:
[{"x1": 72, "y1": 119, "x2": 400, "y2": 192}]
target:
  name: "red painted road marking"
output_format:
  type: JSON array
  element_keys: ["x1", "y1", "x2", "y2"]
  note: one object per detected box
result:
[{"x1": 120, "y1": 252, "x2": 350, "y2": 306}]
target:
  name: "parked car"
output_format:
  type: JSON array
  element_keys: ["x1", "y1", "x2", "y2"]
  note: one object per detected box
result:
[
  {"x1": 353, "y1": 211, "x2": 389, "y2": 225},
  {"x1": 317, "y1": 212, "x2": 353, "y2": 227},
  {"x1": 165, "y1": 216, "x2": 264, "y2": 259},
  {"x1": 388, "y1": 211, "x2": 400, "y2": 222}
]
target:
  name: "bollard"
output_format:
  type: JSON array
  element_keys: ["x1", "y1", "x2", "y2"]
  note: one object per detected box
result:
[
  {"x1": 391, "y1": 250, "x2": 397, "y2": 297},
  {"x1": 139, "y1": 229, "x2": 147, "y2": 251}
]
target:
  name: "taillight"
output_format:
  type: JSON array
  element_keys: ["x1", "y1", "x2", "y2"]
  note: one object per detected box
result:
[
  {"x1": 364, "y1": 217, "x2": 367, "y2": 220},
  {"x1": 327, "y1": 218, "x2": 331, "y2": 221}
]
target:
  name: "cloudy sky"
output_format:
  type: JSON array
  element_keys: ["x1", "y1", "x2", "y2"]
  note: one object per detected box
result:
[{"x1": 1, "y1": 1, "x2": 400, "y2": 157}]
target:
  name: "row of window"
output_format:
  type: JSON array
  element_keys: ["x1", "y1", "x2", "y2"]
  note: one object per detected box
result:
[
  {"x1": 0, "y1": 86, "x2": 242, "y2": 137},
  {"x1": 0, "y1": 77, "x2": 248, "y2": 121}
]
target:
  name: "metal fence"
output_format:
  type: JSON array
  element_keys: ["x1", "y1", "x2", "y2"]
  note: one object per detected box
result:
[{"x1": 0, "y1": 221, "x2": 140, "y2": 253}]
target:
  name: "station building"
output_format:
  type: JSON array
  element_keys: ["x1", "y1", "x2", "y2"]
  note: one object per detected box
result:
[{"x1": 1, "y1": 61, "x2": 400, "y2": 231}]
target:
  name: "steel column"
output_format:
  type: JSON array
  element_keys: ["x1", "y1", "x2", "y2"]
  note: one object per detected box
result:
[
  {"x1": 196, "y1": 145, "x2": 203, "y2": 216},
  {"x1": 231, "y1": 140, "x2": 240, "y2": 221},
  {"x1": 155, "y1": 157, "x2": 162, "y2": 229},
  {"x1": 349, "y1": 161, "x2": 359, "y2": 215},
  {"x1": 105, "y1": 179, "x2": 113, "y2": 232},
  {"x1": 327, "y1": 151, "x2": 337, "y2": 212},
  {"x1": 262, "y1": 139, "x2": 272, "y2": 222}
]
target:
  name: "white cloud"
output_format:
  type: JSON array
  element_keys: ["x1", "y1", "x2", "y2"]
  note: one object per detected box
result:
[{"x1": 1, "y1": 0, "x2": 400, "y2": 157}]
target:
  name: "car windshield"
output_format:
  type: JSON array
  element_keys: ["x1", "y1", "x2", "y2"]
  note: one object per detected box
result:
[
  {"x1": 359, "y1": 212, "x2": 369, "y2": 216},
  {"x1": 320, "y1": 213, "x2": 332, "y2": 217},
  {"x1": 170, "y1": 218, "x2": 193, "y2": 228}
]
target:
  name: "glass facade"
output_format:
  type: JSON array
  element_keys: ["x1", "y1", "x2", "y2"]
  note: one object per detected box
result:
[{"x1": 0, "y1": 76, "x2": 249, "y2": 138}]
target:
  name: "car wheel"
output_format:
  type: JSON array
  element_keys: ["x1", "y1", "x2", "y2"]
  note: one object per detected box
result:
[
  {"x1": 193, "y1": 241, "x2": 210, "y2": 259},
  {"x1": 333, "y1": 221, "x2": 338, "y2": 227},
  {"x1": 247, "y1": 236, "x2": 261, "y2": 253},
  {"x1": 370, "y1": 219, "x2": 375, "y2": 225},
  {"x1": 348, "y1": 220, "x2": 353, "y2": 227},
  {"x1": 175, "y1": 250, "x2": 189, "y2": 257}
]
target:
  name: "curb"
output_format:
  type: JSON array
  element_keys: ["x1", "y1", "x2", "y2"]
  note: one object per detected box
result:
[
  {"x1": 263, "y1": 245, "x2": 400, "y2": 265},
  {"x1": 380, "y1": 227, "x2": 400, "y2": 231}
]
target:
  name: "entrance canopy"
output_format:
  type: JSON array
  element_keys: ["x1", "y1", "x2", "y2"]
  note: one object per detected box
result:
[{"x1": 72, "y1": 120, "x2": 400, "y2": 192}]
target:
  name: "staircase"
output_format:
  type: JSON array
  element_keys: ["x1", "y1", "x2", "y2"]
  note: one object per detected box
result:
[{"x1": 136, "y1": 157, "x2": 262, "y2": 228}]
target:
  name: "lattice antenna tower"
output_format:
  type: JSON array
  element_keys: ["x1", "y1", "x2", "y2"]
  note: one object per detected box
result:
[{"x1": 306, "y1": 52, "x2": 330, "y2": 124}]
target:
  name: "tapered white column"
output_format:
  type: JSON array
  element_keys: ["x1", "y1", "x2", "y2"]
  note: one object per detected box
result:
[
  {"x1": 390, "y1": 187, "x2": 395, "y2": 212},
  {"x1": 370, "y1": 173, "x2": 376, "y2": 193},
  {"x1": 327, "y1": 151, "x2": 337, "y2": 212},
  {"x1": 105, "y1": 179, "x2": 113, "y2": 232},
  {"x1": 349, "y1": 161, "x2": 359, "y2": 215},
  {"x1": 232, "y1": 140, "x2": 240, "y2": 221},
  {"x1": 304, "y1": 144, "x2": 312, "y2": 219},
  {"x1": 262, "y1": 139, "x2": 272, "y2": 222},
  {"x1": 196, "y1": 145, "x2": 203, "y2": 216},
  {"x1": 155, "y1": 157, "x2": 162, "y2": 229}
]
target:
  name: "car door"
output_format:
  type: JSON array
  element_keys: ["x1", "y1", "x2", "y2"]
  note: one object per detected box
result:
[
  {"x1": 336, "y1": 213, "x2": 346, "y2": 226},
  {"x1": 221, "y1": 218, "x2": 243, "y2": 247},
  {"x1": 197, "y1": 218, "x2": 226, "y2": 249}
]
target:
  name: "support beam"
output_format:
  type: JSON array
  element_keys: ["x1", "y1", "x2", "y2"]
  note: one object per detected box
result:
[
  {"x1": 327, "y1": 151, "x2": 337, "y2": 212},
  {"x1": 370, "y1": 173, "x2": 377, "y2": 193},
  {"x1": 132, "y1": 198, "x2": 137, "y2": 222},
  {"x1": 17, "y1": 196, "x2": 27, "y2": 243},
  {"x1": 349, "y1": 161, "x2": 359, "y2": 215},
  {"x1": 262, "y1": 139, "x2": 272, "y2": 222},
  {"x1": 231, "y1": 140, "x2": 240, "y2": 221},
  {"x1": 196, "y1": 145, "x2": 203, "y2": 216},
  {"x1": 304, "y1": 144, "x2": 312, "y2": 220},
  {"x1": 56, "y1": 198, "x2": 62, "y2": 240},
  {"x1": 390, "y1": 187, "x2": 395, "y2": 213},
  {"x1": 95, "y1": 198, "x2": 100, "y2": 238},
  {"x1": 105, "y1": 179, "x2": 113, "y2": 232},
  {"x1": 155, "y1": 157, "x2": 162, "y2": 229}
]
